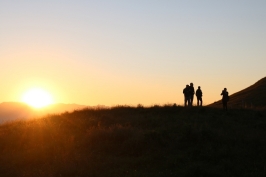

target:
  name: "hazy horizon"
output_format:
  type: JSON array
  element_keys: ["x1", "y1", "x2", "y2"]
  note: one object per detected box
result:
[{"x1": 1, "y1": 1, "x2": 265, "y2": 106}]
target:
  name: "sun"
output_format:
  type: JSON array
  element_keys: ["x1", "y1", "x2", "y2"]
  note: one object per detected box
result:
[{"x1": 21, "y1": 88, "x2": 54, "y2": 108}]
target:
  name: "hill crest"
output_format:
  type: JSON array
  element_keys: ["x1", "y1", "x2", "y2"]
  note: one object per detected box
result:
[{"x1": 209, "y1": 77, "x2": 266, "y2": 108}]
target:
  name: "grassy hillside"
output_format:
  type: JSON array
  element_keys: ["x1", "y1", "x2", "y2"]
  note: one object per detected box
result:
[
  {"x1": 209, "y1": 77, "x2": 266, "y2": 108},
  {"x1": 0, "y1": 106, "x2": 266, "y2": 177}
]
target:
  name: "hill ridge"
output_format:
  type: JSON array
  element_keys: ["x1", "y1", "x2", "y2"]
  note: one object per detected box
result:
[{"x1": 209, "y1": 77, "x2": 266, "y2": 108}]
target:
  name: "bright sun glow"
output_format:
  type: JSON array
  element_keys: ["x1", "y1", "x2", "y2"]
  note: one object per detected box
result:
[{"x1": 22, "y1": 88, "x2": 54, "y2": 108}]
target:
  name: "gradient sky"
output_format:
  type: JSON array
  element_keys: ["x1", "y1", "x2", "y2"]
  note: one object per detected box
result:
[{"x1": 1, "y1": 0, "x2": 266, "y2": 106}]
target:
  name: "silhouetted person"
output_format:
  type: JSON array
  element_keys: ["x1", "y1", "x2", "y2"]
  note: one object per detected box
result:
[
  {"x1": 183, "y1": 85, "x2": 190, "y2": 107},
  {"x1": 221, "y1": 88, "x2": 229, "y2": 110},
  {"x1": 189, "y1": 83, "x2": 195, "y2": 106},
  {"x1": 196, "y1": 86, "x2": 203, "y2": 106}
]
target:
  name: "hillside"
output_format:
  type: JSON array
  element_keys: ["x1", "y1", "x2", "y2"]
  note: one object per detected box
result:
[
  {"x1": 209, "y1": 77, "x2": 266, "y2": 108},
  {"x1": 0, "y1": 106, "x2": 266, "y2": 177}
]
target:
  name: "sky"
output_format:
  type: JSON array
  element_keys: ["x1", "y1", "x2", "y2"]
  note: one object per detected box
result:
[{"x1": 0, "y1": 0, "x2": 266, "y2": 106}]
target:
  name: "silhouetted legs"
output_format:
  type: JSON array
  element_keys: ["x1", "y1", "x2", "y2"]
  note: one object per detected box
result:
[
  {"x1": 197, "y1": 97, "x2": 202, "y2": 106},
  {"x1": 190, "y1": 95, "x2": 194, "y2": 106},
  {"x1": 184, "y1": 96, "x2": 190, "y2": 107},
  {"x1": 222, "y1": 100, "x2": 228, "y2": 111}
]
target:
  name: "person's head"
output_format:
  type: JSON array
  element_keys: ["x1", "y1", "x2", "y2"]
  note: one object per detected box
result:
[
  {"x1": 186, "y1": 85, "x2": 189, "y2": 88},
  {"x1": 224, "y1": 88, "x2": 227, "y2": 91},
  {"x1": 198, "y1": 86, "x2": 201, "y2": 89},
  {"x1": 190, "y1": 83, "x2": 193, "y2": 86}
]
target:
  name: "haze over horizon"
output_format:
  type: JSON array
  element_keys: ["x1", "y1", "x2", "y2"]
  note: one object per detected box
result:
[{"x1": 1, "y1": 1, "x2": 265, "y2": 106}]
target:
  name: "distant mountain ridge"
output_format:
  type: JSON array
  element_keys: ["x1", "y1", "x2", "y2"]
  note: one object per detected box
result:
[
  {"x1": 209, "y1": 77, "x2": 266, "y2": 108},
  {"x1": 0, "y1": 102, "x2": 34, "y2": 123},
  {"x1": 0, "y1": 102, "x2": 88, "y2": 123}
]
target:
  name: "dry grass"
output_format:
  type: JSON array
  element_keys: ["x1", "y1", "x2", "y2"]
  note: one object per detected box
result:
[{"x1": 0, "y1": 106, "x2": 266, "y2": 176}]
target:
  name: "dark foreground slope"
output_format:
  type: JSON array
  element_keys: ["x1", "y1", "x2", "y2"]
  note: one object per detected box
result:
[
  {"x1": 209, "y1": 77, "x2": 266, "y2": 108},
  {"x1": 0, "y1": 106, "x2": 266, "y2": 177}
]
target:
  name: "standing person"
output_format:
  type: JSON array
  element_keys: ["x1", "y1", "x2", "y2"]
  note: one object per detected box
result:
[
  {"x1": 196, "y1": 86, "x2": 203, "y2": 106},
  {"x1": 221, "y1": 88, "x2": 229, "y2": 110},
  {"x1": 183, "y1": 85, "x2": 190, "y2": 107},
  {"x1": 189, "y1": 83, "x2": 195, "y2": 106}
]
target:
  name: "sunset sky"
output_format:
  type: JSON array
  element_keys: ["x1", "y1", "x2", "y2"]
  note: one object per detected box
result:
[{"x1": 1, "y1": 1, "x2": 265, "y2": 106}]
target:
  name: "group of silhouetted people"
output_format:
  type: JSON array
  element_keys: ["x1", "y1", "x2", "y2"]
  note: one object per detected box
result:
[
  {"x1": 183, "y1": 84, "x2": 229, "y2": 110},
  {"x1": 183, "y1": 83, "x2": 203, "y2": 107}
]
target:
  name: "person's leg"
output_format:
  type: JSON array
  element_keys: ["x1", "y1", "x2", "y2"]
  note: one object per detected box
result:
[
  {"x1": 197, "y1": 97, "x2": 199, "y2": 106},
  {"x1": 185, "y1": 96, "x2": 189, "y2": 107},
  {"x1": 225, "y1": 102, "x2": 228, "y2": 110},
  {"x1": 222, "y1": 100, "x2": 226, "y2": 110},
  {"x1": 199, "y1": 97, "x2": 202, "y2": 106},
  {"x1": 191, "y1": 95, "x2": 194, "y2": 106}
]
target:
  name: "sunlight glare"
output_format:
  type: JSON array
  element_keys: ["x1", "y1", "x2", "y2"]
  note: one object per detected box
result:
[{"x1": 22, "y1": 88, "x2": 54, "y2": 108}]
